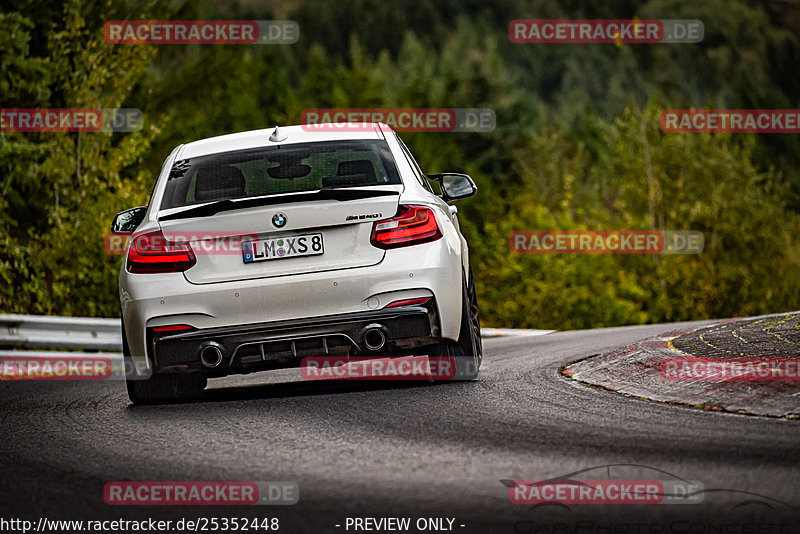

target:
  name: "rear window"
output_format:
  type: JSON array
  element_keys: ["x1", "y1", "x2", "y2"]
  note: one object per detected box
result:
[{"x1": 160, "y1": 140, "x2": 401, "y2": 210}]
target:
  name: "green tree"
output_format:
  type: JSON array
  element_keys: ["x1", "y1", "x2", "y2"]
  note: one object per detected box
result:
[{"x1": 0, "y1": 1, "x2": 161, "y2": 315}]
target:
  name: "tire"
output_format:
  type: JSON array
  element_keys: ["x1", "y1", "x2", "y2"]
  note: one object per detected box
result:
[
  {"x1": 122, "y1": 321, "x2": 206, "y2": 404},
  {"x1": 437, "y1": 268, "x2": 482, "y2": 380}
]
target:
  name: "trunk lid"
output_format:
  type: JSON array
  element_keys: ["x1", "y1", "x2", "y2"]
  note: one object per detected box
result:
[{"x1": 157, "y1": 187, "x2": 400, "y2": 284}]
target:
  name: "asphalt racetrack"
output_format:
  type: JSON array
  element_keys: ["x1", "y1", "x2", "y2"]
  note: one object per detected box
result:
[{"x1": 1, "y1": 320, "x2": 798, "y2": 533}]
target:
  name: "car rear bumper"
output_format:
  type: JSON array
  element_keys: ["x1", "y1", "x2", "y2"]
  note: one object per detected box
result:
[
  {"x1": 148, "y1": 302, "x2": 439, "y2": 377},
  {"x1": 120, "y1": 238, "x2": 464, "y2": 376}
]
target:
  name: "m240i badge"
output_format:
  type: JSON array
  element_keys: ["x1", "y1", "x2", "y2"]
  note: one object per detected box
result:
[{"x1": 345, "y1": 213, "x2": 382, "y2": 221}]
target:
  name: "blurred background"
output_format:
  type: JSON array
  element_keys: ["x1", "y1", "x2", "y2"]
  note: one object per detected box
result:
[{"x1": 2, "y1": 0, "x2": 799, "y2": 329}]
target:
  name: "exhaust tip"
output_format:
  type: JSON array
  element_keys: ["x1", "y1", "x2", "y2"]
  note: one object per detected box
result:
[
  {"x1": 198, "y1": 342, "x2": 224, "y2": 368},
  {"x1": 363, "y1": 325, "x2": 386, "y2": 351}
]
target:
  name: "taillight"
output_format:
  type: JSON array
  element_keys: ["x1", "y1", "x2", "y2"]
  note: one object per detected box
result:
[
  {"x1": 370, "y1": 205, "x2": 442, "y2": 249},
  {"x1": 127, "y1": 231, "x2": 196, "y2": 274}
]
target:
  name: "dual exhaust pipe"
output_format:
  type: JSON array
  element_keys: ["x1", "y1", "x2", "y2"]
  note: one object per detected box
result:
[{"x1": 197, "y1": 325, "x2": 387, "y2": 368}]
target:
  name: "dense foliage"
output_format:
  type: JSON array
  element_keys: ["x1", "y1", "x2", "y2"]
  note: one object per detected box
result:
[{"x1": 2, "y1": 0, "x2": 799, "y2": 328}]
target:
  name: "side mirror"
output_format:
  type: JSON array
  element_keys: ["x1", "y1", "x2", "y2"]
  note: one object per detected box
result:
[
  {"x1": 111, "y1": 206, "x2": 147, "y2": 235},
  {"x1": 428, "y1": 173, "x2": 477, "y2": 201}
]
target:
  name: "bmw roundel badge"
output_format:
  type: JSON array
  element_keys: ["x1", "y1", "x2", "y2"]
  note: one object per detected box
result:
[{"x1": 272, "y1": 213, "x2": 287, "y2": 228}]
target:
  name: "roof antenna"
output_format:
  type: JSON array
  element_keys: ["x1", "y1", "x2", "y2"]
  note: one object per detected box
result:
[{"x1": 269, "y1": 125, "x2": 287, "y2": 142}]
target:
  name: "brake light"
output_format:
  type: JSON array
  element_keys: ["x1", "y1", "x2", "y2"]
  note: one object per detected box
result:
[
  {"x1": 385, "y1": 297, "x2": 431, "y2": 308},
  {"x1": 127, "y1": 231, "x2": 196, "y2": 274},
  {"x1": 370, "y1": 205, "x2": 442, "y2": 249}
]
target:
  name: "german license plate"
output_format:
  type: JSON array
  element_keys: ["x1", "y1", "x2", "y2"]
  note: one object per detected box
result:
[{"x1": 242, "y1": 233, "x2": 324, "y2": 263}]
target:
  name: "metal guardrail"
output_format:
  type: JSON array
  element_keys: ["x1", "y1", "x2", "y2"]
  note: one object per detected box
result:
[
  {"x1": 480, "y1": 327, "x2": 555, "y2": 338},
  {"x1": 0, "y1": 314, "x2": 553, "y2": 353},
  {"x1": 0, "y1": 314, "x2": 123, "y2": 351}
]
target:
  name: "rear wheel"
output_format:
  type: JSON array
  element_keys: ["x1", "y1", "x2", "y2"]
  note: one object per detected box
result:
[
  {"x1": 122, "y1": 322, "x2": 206, "y2": 404},
  {"x1": 437, "y1": 268, "x2": 482, "y2": 380}
]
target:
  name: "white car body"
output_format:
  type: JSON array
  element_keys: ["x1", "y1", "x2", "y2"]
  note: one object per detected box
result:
[{"x1": 115, "y1": 123, "x2": 480, "y2": 401}]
